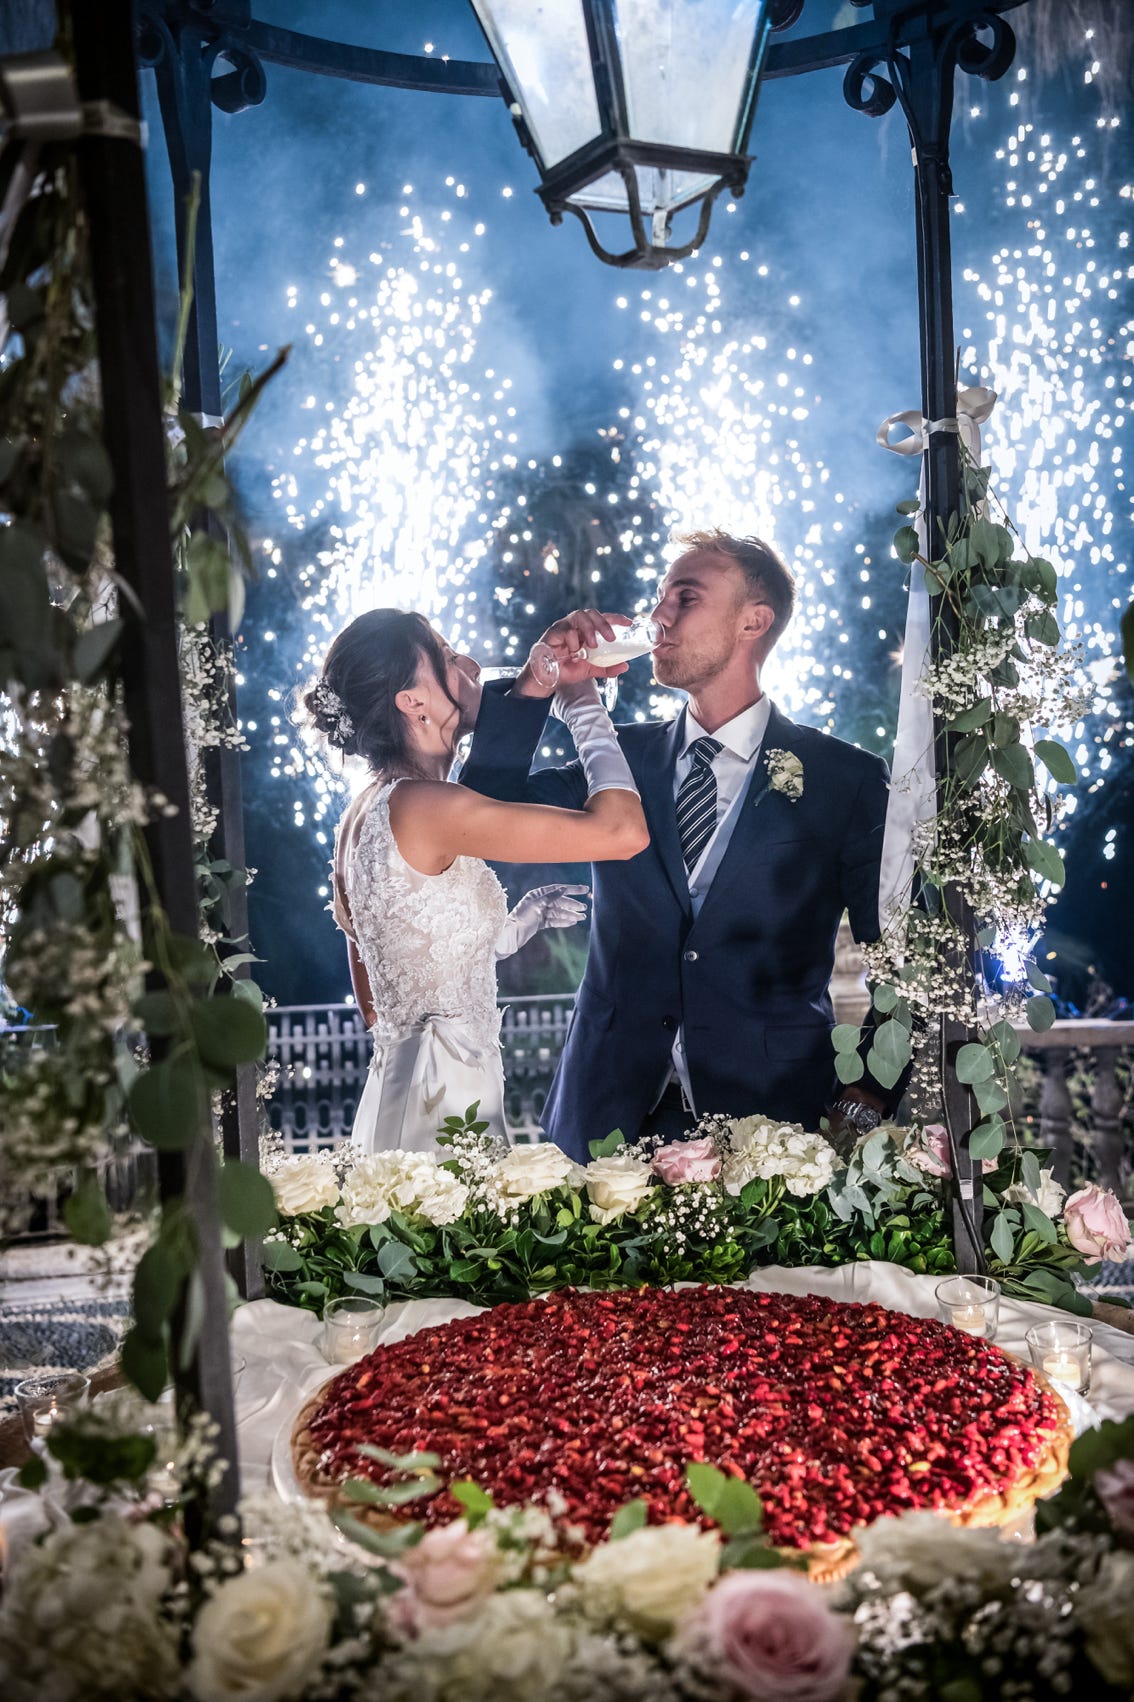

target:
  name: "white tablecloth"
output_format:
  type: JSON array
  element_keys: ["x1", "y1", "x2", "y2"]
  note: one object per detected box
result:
[{"x1": 228, "y1": 1261, "x2": 1134, "y2": 1489}]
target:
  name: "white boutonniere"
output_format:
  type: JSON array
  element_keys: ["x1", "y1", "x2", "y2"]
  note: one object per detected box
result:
[{"x1": 765, "y1": 748, "x2": 804, "y2": 801}]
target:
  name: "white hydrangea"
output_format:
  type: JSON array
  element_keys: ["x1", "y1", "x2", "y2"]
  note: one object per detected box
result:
[
  {"x1": 0, "y1": 1514, "x2": 179, "y2": 1701},
  {"x1": 338, "y1": 1152, "x2": 469, "y2": 1229},
  {"x1": 267, "y1": 1151, "x2": 341, "y2": 1216},
  {"x1": 1003, "y1": 1166, "x2": 1065, "y2": 1220},
  {"x1": 721, "y1": 1115, "x2": 838, "y2": 1198},
  {"x1": 380, "y1": 1587, "x2": 575, "y2": 1702},
  {"x1": 573, "y1": 1522, "x2": 721, "y2": 1639}
]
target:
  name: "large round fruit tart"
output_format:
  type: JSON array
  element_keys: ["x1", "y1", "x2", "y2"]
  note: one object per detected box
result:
[{"x1": 292, "y1": 1286, "x2": 1071, "y2": 1575}]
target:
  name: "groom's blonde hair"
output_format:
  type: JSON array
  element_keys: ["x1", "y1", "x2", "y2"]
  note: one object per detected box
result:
[{"x1": 673, "y1": 528, "x2": 796, "y2": 646}]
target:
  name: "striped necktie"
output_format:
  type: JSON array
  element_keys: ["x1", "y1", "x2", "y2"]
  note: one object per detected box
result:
[{"x1": 676, "y1": 736, "x2": 723, "y2": 873}]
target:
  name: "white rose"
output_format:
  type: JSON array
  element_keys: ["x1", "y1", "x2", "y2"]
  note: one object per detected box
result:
[
  {"x1": 337, "y1": 1156, "x2": 395, "y2": 1229},
  {"x1": 584, "y1": 1152, "x2": 653, "y2": 1224},
  {"x1": 0, "y1": 1515, "x2": 179, "y2": 1701},
  {"x1": 1003, "y1": 1166, "x2": 1065, "y2": 1219},
  {"x1": 574, "y1": 1522, "x2": 721, "y2": 1638},
  {"x1": 854, "y1": 1511, "x2": 1015, "y2": 1595},
  {"x1": 270, "y1": 1154, "x2": 339, "y2": 1216},
  {"x1": 386, "y1": 1588, "x2": 574, "y2": 1702},
  {"x1": 1079, "y1": 1550, "x2": 1134, "y2": 1689},
  {"x1": 490, "y1": 1143, "x2": 584, "y2": 1201},
  {"x1": 187, "y1": 1558, "x2": 333, "y2": 1702}
]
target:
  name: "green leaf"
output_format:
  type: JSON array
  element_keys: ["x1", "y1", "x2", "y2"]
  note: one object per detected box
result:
[
  {"x1": 376, "y1": 1240, "x2": 418, "y2": 1283},
  {"x1": 1026, "y1": 994, "x2": 1056, "y2": 1033},
  {"x1": 956, "y1": 1043, "x2": 995, "y2": 1086},
  {"x1": 896, "y1": 497, "x2": 920, "y2": 516},
  {"x1": 1025, "y1": 610, "x2": 1060, "y2": 647},
  {"x1": 218, "y1": 1160, "x2": 277, "y2": 1238},
  {"x1": 834, "y1": 1050, "x2": 865, "y2": 1084},
  {"x1": 969, "y1": 1119, "x2": 1005, "y2": 1162},
  {"x1": 1034, "y1": 739, "x2": 1077, "y2": 786},
  {"x1": 1021, "y1": 1149, "x2": 1042, "y2": 1197},
  {"x1": 190, "y1": 995, "x2": 267, "y2": 1068},
  {"x1": 991, "y1": 742, "x2": 1033, "y2": 792},
  {"x1": 73, "y1": 618, "x2": 123, "y2": 683},
  {"x1": 261, "y1": 1239, "x2": 303, "y2": 1273},
  {"x1": 120, "y1": 1326, "x2": 168, "y2": 1403},
  {"x1": 872, "y1": 1018, "x2": 911, "y2": 1077},
  {"x1": 450, "y1": 1480, "x2": 495, "y2": 1526},
  {"x1": 133, "y1": 991, "x2": 182, "y2": 1038},
  {"x1": 357, "y1": 1446, "x2": 441, "y2": 1474},
  {"x1": 343, "y1": 1270, "x2": 386, "y2": 1295},
  {"x1": 831, "y1": 1023, "x2": 862, "y2": 1053},
  {"x1": 1027, "y1": 962, "x2": 1052, "y2": 994},
  {"x1": 330, "y1": 1509, "x2": 424, "y2": 1557},
  {"x1": 986, "y1": 1019, "x2": 1022, "y2": 1064},
  {"x1": 1067, "y1": 1415, "x2": 1134, "y2": 1482},
  {"x1": 969, "y1": 517, "x2": 1013, "y2": 568},
  {"x1": 588, "y1": 1130, "x2": 625, "y2": 1160},
  {"x1": 973, "y1": 1076, "x2": 1008, "y2": 1115},
  {"x1": 342, "y1": 1474, "x2": 440, "y2": 1507},
  {"x1": 871, "y1": 983, "x2": 899, "y2": 1014},
  {"x1": 1029, "y1": 556, "x2": 1059, "y2": 603},
  {"x1": 49, "y1": 1425, "x2": 157, "y2": 1486},
  {"x1": 0, "y1": 520, "x2": 52, "y2": 656},
  {"x1": 990, "y1": 1210, "x2": 1017, "y2": 1263},
  {"x1": 610, "y1": 1499, "x2": 649, "y2": 1539},
  {"x1": 63, "y1": 1175, "x2": 112, "y2": 1246},
  {"x1": 686, "y1": 1462, "x2": 763, "y2": 1535},
  {"x1": 1020, "y1": 1202, "x2": 1058, "y2": 1245},
  {"x1": 18, "y1": 1455, "x2": 48, "y2": 1491},
  {"x1": 128, "y1": 1054, "x2": 205, "y2": 1149},
  {"x1": 947, "y1": 698, "x2": 992, "y2": 733},
  {"x1": 893, "y1": 525, "x2": 920, "y2": 564},
  {"x1": 1024, "y1": 838, "x2": 1066, "y2": 890},
  {"x1": 952, "y1": 734, "x2": 989, "y2": 789},
  {"x1": 57, "y1": 427, "x2": 114, "y2": 504}
]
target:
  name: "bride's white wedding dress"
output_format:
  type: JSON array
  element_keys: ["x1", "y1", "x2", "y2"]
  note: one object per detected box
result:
[{"x1": 334, "y1": 777, "x2": 510, "y2": 1153}]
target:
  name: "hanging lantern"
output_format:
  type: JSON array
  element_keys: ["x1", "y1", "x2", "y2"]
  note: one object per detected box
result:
[{"x1": 470, "y1": 0, "x2": 773, "y2": 269}]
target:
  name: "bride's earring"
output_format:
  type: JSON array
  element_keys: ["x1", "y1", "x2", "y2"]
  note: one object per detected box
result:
[{"x1": 420, "y1": 714, "x2": 429, "y2": 725}]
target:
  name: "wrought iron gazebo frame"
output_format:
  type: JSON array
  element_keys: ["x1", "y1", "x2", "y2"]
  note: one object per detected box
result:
[{"x1": 5, "y1": 0, "x2": 1032, "y2": 1515}]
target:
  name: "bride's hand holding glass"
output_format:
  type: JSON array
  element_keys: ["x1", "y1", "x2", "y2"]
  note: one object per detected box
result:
[{"x1": 515, "y1": 608, "x2": 637, "y2": 696}]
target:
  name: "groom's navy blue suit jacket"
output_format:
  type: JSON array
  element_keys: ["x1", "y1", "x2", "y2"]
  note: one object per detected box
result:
[{"x1": 462, "y1": 685, "x2": 892, "y2": 1164}]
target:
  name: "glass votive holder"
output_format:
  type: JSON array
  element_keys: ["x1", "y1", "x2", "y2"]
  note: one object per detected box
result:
[
  {"x1": 936, "y1": 1275, "x2": 1001, "y2": 1341},
  {"x1": 1025, "y1": 1319, "x2": 1092, "y2": 1396},
  {"x1": 320, "y1": 1297, "x2": 385, "y2": 1366},
  {"x1": 15, "y1": 1371, "x2": 91, "y2": 1447}
]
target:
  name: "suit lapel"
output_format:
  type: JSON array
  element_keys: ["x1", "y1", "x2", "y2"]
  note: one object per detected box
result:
[
  {"x1": 690, "y1": 703, "x2": 805, "y2": 931},
  {"x1": 636, "y1": 710, "x2": 690, "y2": 915}
]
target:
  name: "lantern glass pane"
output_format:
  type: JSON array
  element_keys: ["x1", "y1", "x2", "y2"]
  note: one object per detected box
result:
[
  {"x1": 568, "y1": 164, "x2": 715, "y2": 215},
  {"x1": 612, "y1": 0, "x2": 766, "y2": 154},
  {"x1": 472, "y1": 1, "x2": 601, "y2": 168}
]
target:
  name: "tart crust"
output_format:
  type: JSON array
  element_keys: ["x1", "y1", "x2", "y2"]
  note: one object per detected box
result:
[{"x1": 291, "y1": 1287, "x2": 1072, "y2": 1578}]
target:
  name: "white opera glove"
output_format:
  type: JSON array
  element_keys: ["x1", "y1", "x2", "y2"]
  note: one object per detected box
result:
[
  {"x1": 551, "y1": 679, "x2": 640, "y2": 797},
  {"x1": 495, "y1": 884, "x2": 590, "y2": 959}
]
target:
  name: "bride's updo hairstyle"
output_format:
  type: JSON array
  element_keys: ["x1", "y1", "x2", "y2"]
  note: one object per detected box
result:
[{"x1": 302, "y1": 608, "x2": 458, "y2": 775}]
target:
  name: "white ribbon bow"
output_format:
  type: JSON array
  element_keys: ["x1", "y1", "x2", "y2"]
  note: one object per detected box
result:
[{"x1": 877, "y1": 386, "x2": 998, "y2": 936}]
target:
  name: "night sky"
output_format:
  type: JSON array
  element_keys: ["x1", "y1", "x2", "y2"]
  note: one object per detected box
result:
[{"x1": 138, "y1": 1, "x2": 1133, "y2": 1012}]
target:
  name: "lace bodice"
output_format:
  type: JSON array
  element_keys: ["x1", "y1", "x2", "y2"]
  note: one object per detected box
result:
[{"x1": 336, "y1": 780, "x2": 508, "y2": 1049}]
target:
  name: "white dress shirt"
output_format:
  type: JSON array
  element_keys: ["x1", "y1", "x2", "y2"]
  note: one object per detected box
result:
[{"x1": 665, "y1": 695, "x2": 773, "y2": 1114}]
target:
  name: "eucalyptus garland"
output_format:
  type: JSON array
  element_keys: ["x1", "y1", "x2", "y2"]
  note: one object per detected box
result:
[
  {"x1": 831, "y1": 454, "x2": 1096, "y2": 1292},
  {"x1": 0, "y1": 118, "x2": 281, "y2": 1396}
]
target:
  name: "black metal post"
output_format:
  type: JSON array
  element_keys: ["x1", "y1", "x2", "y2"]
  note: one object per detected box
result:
[
  {"x1": 140, "y1": 8, "x2": 266, "y2": 1297},
  {"x1": 69, "y1": 0, "x2": 240, "y2": 1516}
]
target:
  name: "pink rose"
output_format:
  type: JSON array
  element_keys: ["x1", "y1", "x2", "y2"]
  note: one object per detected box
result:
[
  {"x1": 1063, "y1": 1184, "x2": 1134, "y2": 1265},
  {"x1": 1096, "y1": 1459, "x2": 1134, "y2": 1535},
  {"x1": 908, "y1": 1124, "x2": 951, "y2": 1177},
  {"x1": 675, "y1": 1569, "x2": 855, "y2": 1701},
  {"x1": 387, "y1": 1519, "x2": 501, "y2": 1634},
  {"x1": 652, "y1": 1136, "x2": 721, "y2": 1185}
]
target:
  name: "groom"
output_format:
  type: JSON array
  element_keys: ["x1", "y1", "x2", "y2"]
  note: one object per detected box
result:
[{"x1": 461, "y1": 529, "x2": 895, "y2": 1163}]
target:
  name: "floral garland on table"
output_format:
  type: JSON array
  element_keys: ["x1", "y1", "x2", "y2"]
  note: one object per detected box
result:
[
  {"x1": 1, "y1": 1386, "x2": 1133, "y2": 1699},
  {"x1": 830, "y1": 455, "x2": 1104, "y2": 1283},
  {"x1": 259, "y1": 1108, "x2": 1129, "y2": 1316}
]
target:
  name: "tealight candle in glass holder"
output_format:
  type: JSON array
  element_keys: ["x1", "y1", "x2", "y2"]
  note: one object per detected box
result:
[
  {"x1": 1025, "y1": 1319, "x2": 1092, "y2": 1396},
  {"x1": 15, "y1": 1371, "x2": 91, "y2": 1449},
  {"x1": 321, "y1": 1297, "x2": 385, "y2": 1366},
  {"x1": 936, "y1": 1275, "x2": 1001, "y2": 1341}
]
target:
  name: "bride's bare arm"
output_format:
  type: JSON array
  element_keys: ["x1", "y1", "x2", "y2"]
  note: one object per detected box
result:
[{"x1": 388, "y1": 779, "x2": 648, "y2": 874}]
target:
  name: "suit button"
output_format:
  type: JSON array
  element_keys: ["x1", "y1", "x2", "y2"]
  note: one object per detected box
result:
[
  {"x1": 683, "y1": 949, "x2": 699, "y2": 963},
  {"x1": 661, "y1": 1015, "x2": 677, "y2": 1032}
]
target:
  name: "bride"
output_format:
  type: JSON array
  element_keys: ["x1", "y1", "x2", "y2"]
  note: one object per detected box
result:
[{"x1": 305, "y1": 607, "x2": 647, "y2": 1154}]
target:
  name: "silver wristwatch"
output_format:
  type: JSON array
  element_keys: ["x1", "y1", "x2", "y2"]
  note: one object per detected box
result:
[{"x1": 830, "y1": 1099, "x2": 882, "y2": 1135}]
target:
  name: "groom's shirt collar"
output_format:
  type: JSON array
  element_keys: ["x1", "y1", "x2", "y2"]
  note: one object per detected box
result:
[{"x1": 680, "y1": 693, "x2": 772, "y2": 763}]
